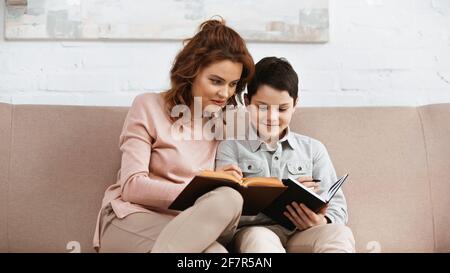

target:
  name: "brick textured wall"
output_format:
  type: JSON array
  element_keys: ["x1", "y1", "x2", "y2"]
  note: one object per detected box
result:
[{"x1": 0, "y1": 0, "x2": 449, "y2": 106}]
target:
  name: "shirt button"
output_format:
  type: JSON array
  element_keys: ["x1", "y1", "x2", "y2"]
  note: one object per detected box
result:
[
  {"x1": 248, "y1": 165, "x2": 252, "y2": 170},
  {"x1": 298, "y1": 166, "x2": 302, "y2": 171},
  {"x1": 274, "y1": 156, "x2": 279, "y2": 160}
]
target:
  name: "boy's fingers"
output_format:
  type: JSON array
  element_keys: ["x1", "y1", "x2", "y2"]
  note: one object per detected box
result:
[
  {"x1": 301, "y1": 182, "x2": 316, "y2": 188},
  {"x1": 299, "y1": 203, "x2": 316, "y2": 220},
  {"x1": 284, "y1": 211, "x2": 305, "y2": 230},
  {"x1": 301, "y1": 182, "x2": 319, "y2": 191},
  {"x1": 292, "y1": 202, "x2": 312, "y2": 227},
  {"x1": 283, "y1": 212, "x2": 296, "y2": 227},
  {"x1": 297, "y1": 176, "x2": 313, "y2": 182},
  {"x1": 286, "y1": 205, "x2": 304, "y2": 227},
  {"x1": 303, "y1": 182, "x2": 320, "y2": 193},
  {"x1": 318, "y1": 205, "x2": 328, "y2": 215}
]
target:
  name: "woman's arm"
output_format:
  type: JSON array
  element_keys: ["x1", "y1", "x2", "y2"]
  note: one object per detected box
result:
[{"x1": 118, "y1": 94, "x2": 184, "y2": 209}]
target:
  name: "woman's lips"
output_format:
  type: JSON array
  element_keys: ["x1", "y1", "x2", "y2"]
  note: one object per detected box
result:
[{"x1": 210, "y1": 99, "x2": 226, "y2": 106}]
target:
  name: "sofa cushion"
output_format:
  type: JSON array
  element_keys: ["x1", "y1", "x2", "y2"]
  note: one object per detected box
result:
[
  {"x1": 0, "y1": 103, "x2": 12, "y2": 252},
  {"x1": 8, "y1": 104, "x2": 128, "y2": 252},
  {"x1": 419, "y1": 104, "x2": 450, "y2": 252},
  {"x1": 290, "y1": 107, "x2": 435, "y2": 252}
]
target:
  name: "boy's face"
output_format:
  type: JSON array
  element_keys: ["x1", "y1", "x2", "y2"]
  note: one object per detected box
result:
[{"x1": 248, "y1": 84, "x2": 297, "y2": 142}]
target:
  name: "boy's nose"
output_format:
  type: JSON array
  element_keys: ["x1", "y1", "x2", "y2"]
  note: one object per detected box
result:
[{"x1": 268, "y1": 108, "x2": 280, "y2": 120}]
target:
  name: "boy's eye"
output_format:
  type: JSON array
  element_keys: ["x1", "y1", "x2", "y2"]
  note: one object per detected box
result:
[
  {"x1": 279, "y1": 108, "x2": 288, "y2": 112},
  {"x1": 258, "y1": 105, "x2": 269, "y2": 111}
]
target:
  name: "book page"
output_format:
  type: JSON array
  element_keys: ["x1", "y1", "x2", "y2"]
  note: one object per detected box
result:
[
  {"x1": 288, "y1": 178, "x2": 326, "y2": 203},
  {"x1": 199, "y1": 170, "x2": 241, "y2": 184},
  {"x1": 242, "y1": 177, "x2": 285, "y2": 187},
  {"x1": 326, "y1": 174, "x2": 349, "y2": 201},
  {"x1": 199, "y1": 171, "x2": 285, "y2": 188}
]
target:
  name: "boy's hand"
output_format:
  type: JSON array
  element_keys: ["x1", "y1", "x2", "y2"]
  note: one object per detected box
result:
[
  {"x1": 216, "y1": 164, "x2": 243, "y2": 181},
  {"x1": 298, "y1": 176, "x2": 320, "y2": 193},
  {"x1": 284, "y1": 202, "x2": 328, "y2": 231}
]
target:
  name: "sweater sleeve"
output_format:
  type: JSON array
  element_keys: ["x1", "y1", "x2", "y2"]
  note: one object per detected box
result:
[{"x1": 118, "y1": 94, "x2": 184, "y2": 209}]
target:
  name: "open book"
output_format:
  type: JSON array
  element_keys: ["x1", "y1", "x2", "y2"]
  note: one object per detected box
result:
[
  {"x1": 169, "y1": 170, "x2": 287, "y2": 215},
  {"x1": 169, "y1": 170, "x2": 349, "y2": 228},
  {"x1": 263, "y1": 173, "x2": 349, "y2": 231}
]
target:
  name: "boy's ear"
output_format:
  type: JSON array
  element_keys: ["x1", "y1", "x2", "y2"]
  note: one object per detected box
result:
[
  {"x1": 244, "y1": 93, "x2": 250, "y2": 106},
  {"x1": 293, "y1": 97, "x2": 299, "y2": 108}
]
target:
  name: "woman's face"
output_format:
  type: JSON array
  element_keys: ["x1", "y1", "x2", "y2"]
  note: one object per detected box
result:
[{"x1": 191, "y1": 60, "x2": 243, "y2": 112}]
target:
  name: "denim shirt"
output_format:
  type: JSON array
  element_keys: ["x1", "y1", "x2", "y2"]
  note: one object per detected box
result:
[{"x1": 215, "y1": 127, "x2": 348, "y2": 228}]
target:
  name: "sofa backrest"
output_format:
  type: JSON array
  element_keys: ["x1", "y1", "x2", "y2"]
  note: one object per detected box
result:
[
  {"x1": 290, "y1": 106, "x2": 438, "y2": 253},
  {"x1": 0, "y1": 103, "x2": 12, "y2": 252},
  {"x1": 0, "y1": 102, "x2": 449, "y2": 253},
  {"x1": 418, "y1": 104, "x2": 450, "y2": 252},
  {"x1": 1, "y1": 103, "x2": 127, "y2": 253}
]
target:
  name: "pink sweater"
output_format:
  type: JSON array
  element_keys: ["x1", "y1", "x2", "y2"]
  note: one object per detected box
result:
[{"x1": 93, "y1": 92, "x2": 219, "y2": 249}]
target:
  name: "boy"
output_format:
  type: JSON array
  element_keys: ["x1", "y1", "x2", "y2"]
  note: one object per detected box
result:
[{"x1": 215, "y1": 57, "x2": 355, "y2": 253}]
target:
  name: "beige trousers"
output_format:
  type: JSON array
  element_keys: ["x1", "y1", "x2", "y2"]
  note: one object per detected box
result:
[
  {"x1": 98, "y1": 186, "x2": 243, "y2": 253},
  {"x1": 232, "y1": 223, "x2": 356, "y2": 253}
]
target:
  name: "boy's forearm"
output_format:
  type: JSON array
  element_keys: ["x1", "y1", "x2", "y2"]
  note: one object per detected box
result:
[{"x1": 325, "y1": 210, "x2": 347, "y2": 224}]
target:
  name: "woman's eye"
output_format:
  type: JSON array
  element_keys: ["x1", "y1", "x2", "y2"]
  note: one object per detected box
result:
[
  {"x1": 210, "y1": 79, "x2": 221, "y2": 85},
  {"x1": 230, "y1": 82, "x2": 238, "y2": 87},
  {"x1": 279, "y1": 108, "x2": 288, "y2": 112}
]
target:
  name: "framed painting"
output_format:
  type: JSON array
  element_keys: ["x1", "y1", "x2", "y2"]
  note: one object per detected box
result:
[{"x1": 4, "y1": 0, "x2": 329, "y2": 42}]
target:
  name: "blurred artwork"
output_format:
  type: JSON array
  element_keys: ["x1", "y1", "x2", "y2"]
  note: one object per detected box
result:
[{"x1": 5, "y1": 0, "x2": 329, "y2": 43}]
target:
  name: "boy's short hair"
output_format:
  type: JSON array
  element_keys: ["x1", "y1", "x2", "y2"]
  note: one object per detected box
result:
[{"x1": 246, "y1": 56, "x2": 299, "y2": 102}]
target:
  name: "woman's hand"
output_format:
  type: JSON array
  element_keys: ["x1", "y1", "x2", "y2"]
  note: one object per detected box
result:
[
  {"x1": 298, "y1": 176, "x2": 320, "y2": 193},
  {"x1": 283, "y1": 202, "x2": 328, "y2": 231},
  {"x1": 215, "y1": 164, "x2": 243, "y2": 181}
]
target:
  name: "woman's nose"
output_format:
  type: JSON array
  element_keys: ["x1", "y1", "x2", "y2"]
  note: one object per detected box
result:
[{"x1": 217, "y1": 86, "x2": 230, "y2": 99}]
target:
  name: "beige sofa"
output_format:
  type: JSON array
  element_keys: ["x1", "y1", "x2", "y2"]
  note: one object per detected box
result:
[{"x1": 0, "y1": 101, "x2": 449, "y2": 253}]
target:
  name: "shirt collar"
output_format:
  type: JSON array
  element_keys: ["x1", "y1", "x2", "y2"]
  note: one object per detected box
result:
[{"x1": 248, "y1": 127, "x2": 296, "y2": 152}]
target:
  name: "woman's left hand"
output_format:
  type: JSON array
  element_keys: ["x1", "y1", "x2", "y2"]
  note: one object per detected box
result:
[{"x1": 284, "y1": 202, "x2": 328, "y2": 231}]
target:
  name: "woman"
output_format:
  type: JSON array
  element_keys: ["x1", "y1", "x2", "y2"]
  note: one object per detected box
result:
[{"x1": 93, "y1": 19, "x2": 254, "y2": 253}]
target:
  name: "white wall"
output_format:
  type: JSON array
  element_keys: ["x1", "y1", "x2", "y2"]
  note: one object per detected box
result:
[{"x1": 1, "y1": 0, "x2": 449, "y2": 107}]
